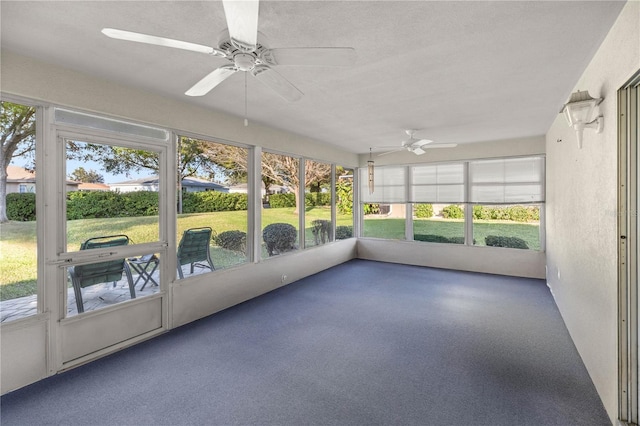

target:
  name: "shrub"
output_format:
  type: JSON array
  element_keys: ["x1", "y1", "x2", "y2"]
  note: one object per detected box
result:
[
  {"x1": 182, "y1": 191, "x2": 248, "y2": 213},
  {"x1": 414, "y1": 234, "x2": 466, "y2": 244},
  {"x1": 214, "y1": 230, "x2": 247, "y2": 252},
  {"x1": 66, "y1": 191, "x2": 127, "y2": 220},
  {"x1": 336, "y1": 180, "x2": 353, "y2": 215},
  {"x1": 485, "y1": 235, "x2": 529, "y2": 249},
  {"x1": 6, "y1": 193, "x2": 36, "y2": 221},
  {"x1": 268, "y1": 193, "x2": 295, "y2": 208},
  {"x1": 336, "y1": 225, "x2": 353, "y2": 240},
  {"x1": 306, "y1": 192, "x2": 331, "y2": 207},
  {"x1": 363, "y1": 203, "x2": 380, "y2": 215},
  {"x1": 473, "y1": 205, "x2": 490, "y2": 220},
  {"x1": 414, "y1": 203, "x2": 433, "y2": 218},
  {"x1": 441, "y1": 205, "x2": 464, "y2": 219},
  {"x1": 262, "y1": 223, "x2": 297, "y2": 256}
]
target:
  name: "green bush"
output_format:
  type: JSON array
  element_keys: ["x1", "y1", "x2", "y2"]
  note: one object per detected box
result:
[
  {"x1": 263, "y1": 223, "x2": 297, "y2": 256},
  {"x1": 6, "y1": 193, "x2": 36, "y2": 221},
  {"x1": 336, "y1": 225, "x2": 353, "y2": 240},
  {"x1": 414, "y1": 234, "x2": 466, "y2": 244},
  {"x1": 414, "y1": 204, "x2": 434, "y2": 218},
  {"x1": 473, "y1": 205, "x2": 540, "y2": 222},
  {"x1": 441, "y1": 205, "x2": 464, "y2": 219},
  {"x1": 67, "y1": 191, "x2": 129, "y2": 220},
  {"x1": 336, "y1": 179, "x2": 353, "y2": 215},
  {"x1": 306, "y1": 192, "x2": 331, "y2": 207},
  {"x1": 268, "y1": 193, "x2": 296, "y2": 208},
  {"x1": 363, "y1": 203, "x2": 380, "y2": 215},
  {"x1": 214, "y1": 230, "x2": 247, "y2": 252},
  {"x1": 182, "y1": 191, "x2": 248, "y2": 213},
  {"x1": 485, "y1": 235, "x2": 529, "y2": 249},
  {"x1": 122, "y1": 191, "x2": 159, "y2": 216}
]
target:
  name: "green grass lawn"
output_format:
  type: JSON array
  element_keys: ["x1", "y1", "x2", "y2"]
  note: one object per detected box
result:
[
  {"x1": 0, "y1": 207, "x2": 353, "y2": 300},
  {"x1": 1, "y1": 209, "x2": 539, "y2": 301}
]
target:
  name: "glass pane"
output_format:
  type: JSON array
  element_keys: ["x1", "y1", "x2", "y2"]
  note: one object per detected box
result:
[
  {"x1": 336, "y1": 167, "x2": 354, "y2": 240},
  {"x1": 176, "y1": 137, "x2": 249, "y2": 274},
  {"x1": 362, "y1": 203, "x2": 406, "y2": 239},
  {"x1": 1, "y1": 101, "x2": 37, "y2": 323},
  {"x1": 304, "y1": 160, "x2": 332, "y2": 248},
  {"x1": 472, "y1": 204, "x2": 541, "y2": 250},
  {"x1": 261, "y1": 152, "x2": 299, "y2": 257},
  {"x1": 65, "y1": 140, "x2": 160, "y2": 252},
  {"x1": 360, "y1": 166, "x2": 406, "y2": 203},
  {"x1": 413, "y1": 203, "x2": 465, "y2": 244},
  {"x1": 66, "y1": 252, "x2": 161, "y2": 317}
]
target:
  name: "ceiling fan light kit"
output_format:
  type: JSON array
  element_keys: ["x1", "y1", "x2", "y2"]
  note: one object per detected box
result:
[{"x1": 101, "y1": 0, "x2": 355, "y2": 102}]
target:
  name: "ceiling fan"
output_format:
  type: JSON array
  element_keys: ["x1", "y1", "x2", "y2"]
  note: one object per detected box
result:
[
  {"x1": 374, "y1": 130, "x2": 458, "y2": 156},
  {"x1": 101, "y1": 0, "x2": 356, "y2": 102}
]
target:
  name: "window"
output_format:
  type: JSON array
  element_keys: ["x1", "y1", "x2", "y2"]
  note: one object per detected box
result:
[
  {"x1": 261, "y1": 152, "x2": 299, "y2": 257},
  {"x1": 176, "y1": 137, "x2": 249, "y2": 275},
  {"x1": 304, "y1": 160, "x2": 332, "y2": 248},
  {"x1": 470, "y1": 157, "x2": 544, "y2": 250},
  {"x1": 360, "y1": 166, "x2": 406, "y2": 239},
  {"x1": 336, "y1": 166, "x2": 354, "y2": 240},
  {"x1": 411, "y1": 163, "x2": 465, "y2": 244},
  {"x1": 359, "y1": 156, "x2": 545, "y2": 250},
  {"x1": 1, "y1": 101, "x2": 37, "y2": 322}
]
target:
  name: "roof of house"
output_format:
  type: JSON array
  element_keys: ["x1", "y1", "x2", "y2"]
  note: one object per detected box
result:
[
  {"x1": 78, "y1": 182, "x2": 110, "y2": 191},
  {"x1": 7, "y1": 165, "x2": 36, "y2": 182},
  {"x1": 111, "y1": 175, "x2": 228, "y2": 191}
]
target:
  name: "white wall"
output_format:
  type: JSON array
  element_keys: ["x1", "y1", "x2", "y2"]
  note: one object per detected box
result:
[{"x1": 545, "y1": 2, "x2": 639, "y2": 423}]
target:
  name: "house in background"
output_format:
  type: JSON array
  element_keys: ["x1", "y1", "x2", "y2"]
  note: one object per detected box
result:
[
  {"x1": 109, "y1": 175, "x2": 229, "y2": 193},
  {"x1": 6, "y1": 165, "x2": 79, "y2": 193},
  {"x1": 77, "y1": 182, "x2": 110, "y2": 192}
]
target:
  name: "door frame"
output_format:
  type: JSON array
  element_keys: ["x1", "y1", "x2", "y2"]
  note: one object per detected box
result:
[
  {"x1": 43, "y1": 108, "x2": 175, "y2": 371},
  {"x1": 618, "y1": 69, "x2": 640, "y2": 425}
]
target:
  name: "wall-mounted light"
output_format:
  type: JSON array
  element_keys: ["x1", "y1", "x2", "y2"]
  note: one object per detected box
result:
[
  {"x1": 560, "y1": 90, "x2": 603, "y2": 148},
  {"x1": 367, "y1": 148, "x2": 375, "y2": 194}
]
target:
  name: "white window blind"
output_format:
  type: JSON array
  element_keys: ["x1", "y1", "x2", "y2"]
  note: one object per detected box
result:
[
  {"x1": 360, "y1": 166, "x2": 406, "y2": 203},
  {"x1": 410, "y1": 163, "x2": 464, "y2": 203},
  {"x1": 469, "y1": 156, "x2": 544, "y2": 203}
]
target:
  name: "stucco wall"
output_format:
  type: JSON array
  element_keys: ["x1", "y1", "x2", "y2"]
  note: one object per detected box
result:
[{"x1": 545, "y1": 2, "x2": 639, "y2": 423}]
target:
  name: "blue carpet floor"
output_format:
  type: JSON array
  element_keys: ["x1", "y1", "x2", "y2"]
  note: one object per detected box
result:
[{"x1": 1, "y1": 259, "x2": 610, "y2": 425}]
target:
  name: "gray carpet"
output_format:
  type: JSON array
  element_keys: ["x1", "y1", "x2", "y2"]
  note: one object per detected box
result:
[{"x1": 1, "y1": 259, "x2": 610, "y2": 425}]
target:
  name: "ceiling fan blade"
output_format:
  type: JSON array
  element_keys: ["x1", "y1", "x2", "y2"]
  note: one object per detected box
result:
[
  {"x1": 424, "y1": 144, "x2": 458, "y2": 149},
  {"x1": 185, "y1": 65, "x2": 238, "y2": 97},
  {"x1": 412, "y1": 147, "x2": 426, "y2": 155},
  {"x1": 263, "y1": 48, "x2": 356, "y2": 67},
  {"x1": 252, "y1": 65, "x2": 303, "y2": 102},
  {"x1": 222, "y1": 0, "x2": 259, "y2": 52},
  {"x1": 101, "y1": 28, "x2": 226, "y2": 57},
  {"x1": 376, "y1": 148, "x2": 406, "y2": 157}
]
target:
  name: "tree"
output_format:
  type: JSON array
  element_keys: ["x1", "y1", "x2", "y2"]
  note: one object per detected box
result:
[
  {"x1": 69, "y1": 167, "x2": 104, "y2": 183},
  {"x1": 1, "y1": 102, "x2": 36, "y2": 223},
  {"x1": 201, "y1": 142, "x2": 331, "y2": 214}
]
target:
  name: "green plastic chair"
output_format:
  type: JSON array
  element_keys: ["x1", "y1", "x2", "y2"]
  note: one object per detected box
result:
[
  {"x1": 177, "y1": 227, "x2": 215, "y2": 279},
  {"x1": 69, "y1": 234, "x2": 135, "y2": 313}
]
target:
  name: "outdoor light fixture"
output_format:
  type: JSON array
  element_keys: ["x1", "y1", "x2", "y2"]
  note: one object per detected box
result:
[
  {"x1": 368, "y1": 148, "x2": 375, "y2": 194},
  {"x1": 560, "y1": 90, "x2": 604, "y2": 148}
]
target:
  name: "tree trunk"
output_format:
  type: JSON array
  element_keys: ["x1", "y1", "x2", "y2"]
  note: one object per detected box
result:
[
  {"x1": 292, "y1": 185, "x2": 300, "y2": 215},
  {"x1": 0, "y1": 165, "x2": 8, "y2": 223}
]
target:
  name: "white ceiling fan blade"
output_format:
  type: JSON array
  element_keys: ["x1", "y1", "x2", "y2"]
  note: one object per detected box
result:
[
  {"x1": 101, "y1": 28, "x2": 226, "y2": 57},
  {"x1": 423, "y1": 144, "x2": 458, "y2": 149},
  {"x1": 264, "y1": 48, "x2": 356, "y2": 67},
  {"x1": 222, "y1": 0, "x2": 259, "y2": 52},
  {"x1": 252, "y1": 65, "x2": 303, "y2": 102},
  {"x1": 412, "y1": 147, "x2": 426, "y2": 155},
  {"x1": 185, "y1": 65, "x2": 238, "y2": 96},
  {"x1": 376, "y1": 148, "x2": 406, "y2": 157}
]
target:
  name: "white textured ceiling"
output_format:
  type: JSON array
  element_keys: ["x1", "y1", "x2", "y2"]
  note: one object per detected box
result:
[{"x1": 0, "y1": 1, "x2": 625, "y2": 154}]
